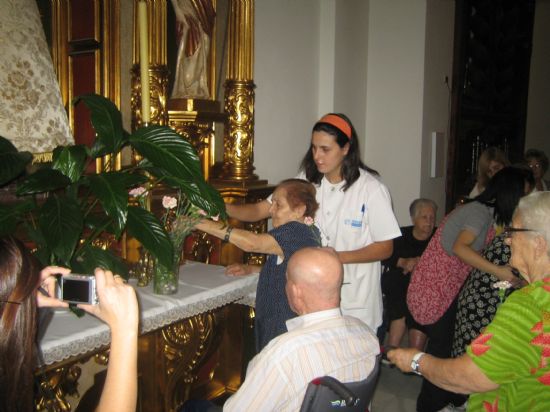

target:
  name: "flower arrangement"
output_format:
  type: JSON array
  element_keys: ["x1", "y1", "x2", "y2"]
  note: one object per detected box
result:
[
  {"x1": 129, "y1": 187, "x2": 220, "y2": 293},
  {"x1": 0, "y1": 94, "x2": 226, "y2": 279},
  {"x1": 493, "y1": 280, "x2": 512, "y2": 304}
]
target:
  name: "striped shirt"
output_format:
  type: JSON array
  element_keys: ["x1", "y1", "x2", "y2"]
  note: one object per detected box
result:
[{"x1": 224, "y1": 308, "x2": 380, "y2": 411}]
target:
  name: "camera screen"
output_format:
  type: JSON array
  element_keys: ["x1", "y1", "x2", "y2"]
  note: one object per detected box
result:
[{"x1": 62, "y1": 278, "x2": 90, "y2": 303}]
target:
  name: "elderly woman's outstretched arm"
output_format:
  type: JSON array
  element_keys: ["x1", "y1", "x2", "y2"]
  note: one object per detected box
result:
[
  {"x1": 388, "y1": 348, "x2": 498, "y2": 394},
  {"x1": 195, "y1": 219, "x2": 283, "y2": 257}
]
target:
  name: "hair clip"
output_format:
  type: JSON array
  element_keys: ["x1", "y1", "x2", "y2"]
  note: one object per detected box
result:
[{"x1": 0, "y1": 300, "x2": 21, "y2": 305}]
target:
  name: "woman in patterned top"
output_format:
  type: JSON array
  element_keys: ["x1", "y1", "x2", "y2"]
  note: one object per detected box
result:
[
  {"x1": 406, "y1": 167, "x2": 532, "y2": 411},
  {"x1": 452, "y1": 168, "x2": 534, "y2": 358},
  {"x1": 389, "y1": 191, "x2": 550, "y2": 411},
  {"x1": 194, "y1": 179, "x2": 321, "y2": 351}
]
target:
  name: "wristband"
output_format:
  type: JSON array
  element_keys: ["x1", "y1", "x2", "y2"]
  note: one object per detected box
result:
[
  {"x1": 411, "y1": 352, "x2": 425, "y2": 375},
  {"x1": 224, "y1": 227, "x2": 233, "y2": 242}
]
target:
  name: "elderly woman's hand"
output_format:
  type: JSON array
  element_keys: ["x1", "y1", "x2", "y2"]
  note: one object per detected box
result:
[
  {"x1": 495, "y1": 265, "x2": 523, "y2": 288},
  {"x1": 36, "y1": 266, "x2": 71, "y2": 308},
  {"x1": 225, "y1": 263, "x2": 261, "y2": 276},
  {"x1": 387, "y1": 348, "x2": 419, "y2": 373}
]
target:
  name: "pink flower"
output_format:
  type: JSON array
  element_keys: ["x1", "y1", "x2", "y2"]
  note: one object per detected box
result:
[
  {"x1": 304, "y1": 216, "x2": 314, "y2": 226},
  {"x1": 198, "y1": 209, "x2": 208, "y2": 216},
  {"x1": 162, "y1": 196, "x2": 177, "y2": 209},
  {"x1": 129, "y1": 186, "x2": 147, "y2": 197}
]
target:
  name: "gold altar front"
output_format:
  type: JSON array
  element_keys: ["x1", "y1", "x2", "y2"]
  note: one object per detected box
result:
[{"x1": 36, "y1": 262, "x2": 257, "y2": 412}]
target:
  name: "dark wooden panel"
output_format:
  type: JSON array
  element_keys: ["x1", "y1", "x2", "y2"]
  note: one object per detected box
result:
[
  {"x1": 71, "y1": 52, "x2": 97, "y2": 148},
  {"x1": 446, "y1": 0, "x2": 535, "y2": 210},
  {"x1": 70, "y1": 0, "x2": 97, "y2": 41}
]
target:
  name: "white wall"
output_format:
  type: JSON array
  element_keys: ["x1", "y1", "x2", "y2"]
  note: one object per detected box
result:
[
  {"x1": 420, "y1": 0, "x2": 455, "y2": 220},
  {"x1": 333, "y1": 0, "x2": 369, "y2": 141},
  {"x1": 253, "y1": 0, "x2": 322, "y2": 185},
  {"x1": 253, "y1": 0, "x2": 457, "y2": 224},
  {"x1": 363, "y1": 0, "x2": 427, "y2": 224},
  {"x1": 525, "y1": 0, "x2": 550, "y2": 159}
]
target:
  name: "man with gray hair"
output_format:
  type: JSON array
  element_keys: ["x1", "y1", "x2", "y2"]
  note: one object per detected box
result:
[{"x1": 181, "y1": 247, "x2": 379, "y2": 412}]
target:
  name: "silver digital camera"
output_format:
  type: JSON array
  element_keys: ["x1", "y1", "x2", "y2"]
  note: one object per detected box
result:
[{"x1": 60, "y1": 274, "x2": 98, "y2": 305}]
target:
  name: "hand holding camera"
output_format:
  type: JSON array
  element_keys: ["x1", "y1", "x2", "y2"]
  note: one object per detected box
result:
[
  {"x1": 77, "y1": 269, "x2": 139, "y2": 335},
  {"x1": 36, "y1": 266, "x2": 71, "y2": 308}
]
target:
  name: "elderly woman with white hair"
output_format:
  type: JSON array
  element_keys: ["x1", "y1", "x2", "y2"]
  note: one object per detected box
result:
[{"x1": 389, "y1": 191, "x2": 550, "y2": 411}]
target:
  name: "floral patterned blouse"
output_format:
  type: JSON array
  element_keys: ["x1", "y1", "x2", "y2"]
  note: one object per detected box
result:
[{"x1": 467, "y1": 277, "x2": 550, "y2": 411}]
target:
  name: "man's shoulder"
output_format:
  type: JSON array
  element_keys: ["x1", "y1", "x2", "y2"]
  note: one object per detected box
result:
[{"x1": 267, "y1": 314, "x2": 375, "y2": 354}]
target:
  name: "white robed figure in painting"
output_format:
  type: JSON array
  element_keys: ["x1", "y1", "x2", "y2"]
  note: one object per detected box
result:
[{"x1": 170, "y1": 0, "x2": 215, "y2": 99}]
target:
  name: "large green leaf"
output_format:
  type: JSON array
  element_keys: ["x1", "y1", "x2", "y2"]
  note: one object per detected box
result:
[
  {"x1": 52, "y1": 145, "x2": 88, "y2": 183},
  {"x1": 143, "y1": 166, "x2": 226, "y2": 218},
  {"x1": 180, "y1": 180, "x2": 226, "y2": 218},
  {"x1": 73, "y1": 94, "x2": 126, "y2": 156},
  {"x1": 72, "y1": 245, "x2": 129, "y2": 278},
  {"x1": 85, "y1": 172, "x2": 148, "y2": 237},
  {"x1": 0, "y1": 136, "x2": 33, "y2": 186},
  {"x1": 25, "y1": 223, "x2": 51, "y2": 266},
  {"x1": 129, "y1": 125, "x2": 203, "y2": 182},
  {"x1": 16, "y1": 169, "x2": 71, "y2": 195},
  {"x1": 0, "y1": 199, "x2": 36, "y2": 236},
  {"x1": 39, "y1": 195, "x2": 83, "y2": 265},
  {"x1": 126, "y1": 206, "x2": 173, "y2": 269}
]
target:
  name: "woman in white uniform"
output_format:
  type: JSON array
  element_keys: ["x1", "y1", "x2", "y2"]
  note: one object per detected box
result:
[{"x1": 226, "y1": 113, "x2": 401, "y2": 331}]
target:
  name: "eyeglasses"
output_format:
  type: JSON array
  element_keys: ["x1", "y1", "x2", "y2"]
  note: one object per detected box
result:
[{"x1": 502, "y1": 227, "x2": 538, "y2": 238}]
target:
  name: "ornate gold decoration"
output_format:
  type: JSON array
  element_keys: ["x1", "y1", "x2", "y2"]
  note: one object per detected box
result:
[
  {"x1": 221, "y1": 80, "x2": 256, "y2": 180},
  {"x1": 161, "y1": 311, "x2": 222, "y2": 411},
  {"x1": 131, "y1": 64, "x2": 170, "y2": 130},
  {"x1": 35, "y1": 364, "x2": 82, "y2": 412},
  {"x1": 94, "y1": 351, "x2": 110, "y2": 366},
  {"x1": 32, "y1": 152, "x2": 54, "y2": 164},
  {"x1": 243, "y1": 220, "x2": 266, "y2": 265},
  {"x1": 129, "y1": 247, "x2": 155, "y2": 286},
  {"x1": 188, "y1": 231, "x2": 215, "y2": 263}
]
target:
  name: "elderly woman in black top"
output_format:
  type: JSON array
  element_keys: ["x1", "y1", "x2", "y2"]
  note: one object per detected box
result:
[{"x1": 381, "y1": 198, "x2": 437, "y2": 352}]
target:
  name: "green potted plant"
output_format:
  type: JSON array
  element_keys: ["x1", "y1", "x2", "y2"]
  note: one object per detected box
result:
[{"x1": 0, "y1": 94, "x2": 226, "y2": 284}]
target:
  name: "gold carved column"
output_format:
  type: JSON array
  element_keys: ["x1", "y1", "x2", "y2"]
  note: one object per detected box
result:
[
  {"x1": 218, "y1": 0, "x2": 258, "y2": 182},
  {"x1": 131, "y1": 0, "x2": 169, "y2": 129}
]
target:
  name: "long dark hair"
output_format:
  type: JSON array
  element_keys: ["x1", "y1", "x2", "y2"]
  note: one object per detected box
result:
[
  {"x1": 299, "y1": 113, "x2": 379, "y2": 191},
  {"x1": 0, "y1": 237, "x2": 40, "y2": 412},
  {"x1": 475, "y1": 166, "x2": 534, "y2": 226}
]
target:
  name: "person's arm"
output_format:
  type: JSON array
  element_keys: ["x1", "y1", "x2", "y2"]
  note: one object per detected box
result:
[
  {"x1": 79, "y1": 269, "x2": 139, "y2": 412},
  {"x1": 196, "y1": 219, "x2": 283, "y2": 257},
  {"x1": 387, "y1": 348, "x2": 498, "y2": 394},
  {"x1": 452, "y1": 230, "x2": 516, "y2": 282},
  {"x1": 337, "y1": 239, "x2": 393, "y2": 264},
  {"x1": 397, "y1": 256, "x2": 420, "y2": 274},
  {"x1": 225, "y1": 200, "x2": 271, "y2": 223}
]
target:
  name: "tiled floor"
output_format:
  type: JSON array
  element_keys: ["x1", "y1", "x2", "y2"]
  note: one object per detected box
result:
[{"x1": 371, "y1": 363, "x2": 422, "y2": 412}]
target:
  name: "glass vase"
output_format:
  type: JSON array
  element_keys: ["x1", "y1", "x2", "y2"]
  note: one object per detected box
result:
[{"x1": 153, "y1": 260, "x2": 179, "y2": 295}]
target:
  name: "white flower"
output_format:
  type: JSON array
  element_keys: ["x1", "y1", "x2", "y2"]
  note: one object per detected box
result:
[
  {"x1": 129, "y1": 186, "x2": 147, "y2": 197},
  {"x1": 211, "y1": 214, "x2": 219, "y2": 222},
  {"x1": 493, "y1": 280, "x2": 512, "y2": 290},
  {"x1": 304, "y1": 216, "x2": 314, "y2": 226},
  {"x1": 162, "y1": 196, "x2": 178, "y2": 209}
]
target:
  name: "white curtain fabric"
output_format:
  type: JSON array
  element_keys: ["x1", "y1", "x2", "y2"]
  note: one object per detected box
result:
[{"x1": 0, "y1": 0, "x2": 73, "y2": 153}]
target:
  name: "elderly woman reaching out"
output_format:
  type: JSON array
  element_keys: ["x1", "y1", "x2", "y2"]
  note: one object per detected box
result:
[
  {"x1": 389, "y1": 191, "x2": 550, "y2": 411},
  {"x1": 194, "y1": 178, "x2": 320, "y2": 352}
]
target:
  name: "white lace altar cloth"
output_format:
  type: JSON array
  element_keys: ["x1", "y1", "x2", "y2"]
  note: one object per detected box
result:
[{"x1": 38, "y1": 262, "x2": 259, "y2": 365}]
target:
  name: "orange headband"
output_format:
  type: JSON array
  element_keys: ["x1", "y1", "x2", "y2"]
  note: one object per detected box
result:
[{"x1": 318, "y1": 114, "x2": 352, "y2": 140}]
